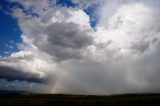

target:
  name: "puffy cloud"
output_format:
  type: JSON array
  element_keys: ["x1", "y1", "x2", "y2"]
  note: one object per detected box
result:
[
  {"x1": 11, "y1": 5, "x2": 93, "y2": 61},
  {"x1": 90, "y1": 0, "x2": 160, "y2": 93},
  {"x1": 0, "y1": 0, "x2": 94, "y2": 92},
  {"x1": 0, "y1": 50, "x2": 56, "y2": 83},
  {"x1": 96, "y1": 2, "x2": 160, "y2": 55},
  {"x1": 0, "y1": 0, "x2": 160, "y2": 94},
  {"x1": 40, "y1": 22, "x2": 93, "y2": 60},
  {"x1": 51, "y1": 0, "x2": 160, "y2": 94}
]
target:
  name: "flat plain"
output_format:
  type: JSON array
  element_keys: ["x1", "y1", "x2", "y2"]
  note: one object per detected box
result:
[{"x1": 0, "y1": 93, "x2": 160, "y2": 106}]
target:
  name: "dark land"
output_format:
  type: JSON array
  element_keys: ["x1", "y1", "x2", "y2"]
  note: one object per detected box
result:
[{"x1": 0, "y1": 93, "x2": 160, "y2": 106}]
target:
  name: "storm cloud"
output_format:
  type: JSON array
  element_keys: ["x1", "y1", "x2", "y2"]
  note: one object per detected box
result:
[
  {"x1": 0, "y1": 0, "x2": 160, "y2": 94},
  {"x1": 0, "y1": 66, "x2": 48, "y2": 83}
]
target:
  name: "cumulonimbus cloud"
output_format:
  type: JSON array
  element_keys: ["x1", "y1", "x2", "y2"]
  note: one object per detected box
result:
[{"x1": 0, "y1": 0, "x2": 160, "y2": 94}]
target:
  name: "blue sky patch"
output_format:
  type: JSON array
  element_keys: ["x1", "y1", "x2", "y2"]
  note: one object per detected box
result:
[
  {"x1": 0, "y1": 1, "x2": 22, "y2": 56},
  {"x1": 56, "y1": 0, "x2": 76, "y2": 7},
  {"x1": 84, "y1": 6, "x2": 99, "y2": 28}
]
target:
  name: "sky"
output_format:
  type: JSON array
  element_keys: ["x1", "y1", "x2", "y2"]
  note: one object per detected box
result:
[
  {"x1": 0, "y1": 1, "x2": 21, "y2": 56},
  {"x1": 0, "y1": 0, "x2": 160, "y2": 94}
]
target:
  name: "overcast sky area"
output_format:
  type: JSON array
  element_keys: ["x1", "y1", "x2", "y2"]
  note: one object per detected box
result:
[{"x1": 0, "y1": 0, "x2": 160, "y2": 94}]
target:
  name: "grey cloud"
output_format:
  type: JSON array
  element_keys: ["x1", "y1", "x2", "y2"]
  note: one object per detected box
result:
[
  {"x1": 12, "y1": 4, "x2": 93, "y2": 61},
  {"x1": 46, "y1": 22, "x2": 92, "y2": 49},
  {"x1": 56, "y1": 45, "x2": 160, "y2": 94},
  {"x1": 3, "y1": 0, "x2": 160, "y2": 94},
  {"x1": 0, "y1": 66, "x2": 49, "y2": 83},
  {"x1": 34, "y1": 22, "x2": 93, "y2": 61},
  {"x1": 131, "y1": 41, "x2": 150, "y2": 53},
  {"x1": 52, "y1": 58, "x2": 158, "y2": 94}
]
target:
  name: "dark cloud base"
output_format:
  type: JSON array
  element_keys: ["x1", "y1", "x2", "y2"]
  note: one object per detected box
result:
[{"x1": 0, "y1": 66, "x2": 48, "y2": 83}]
